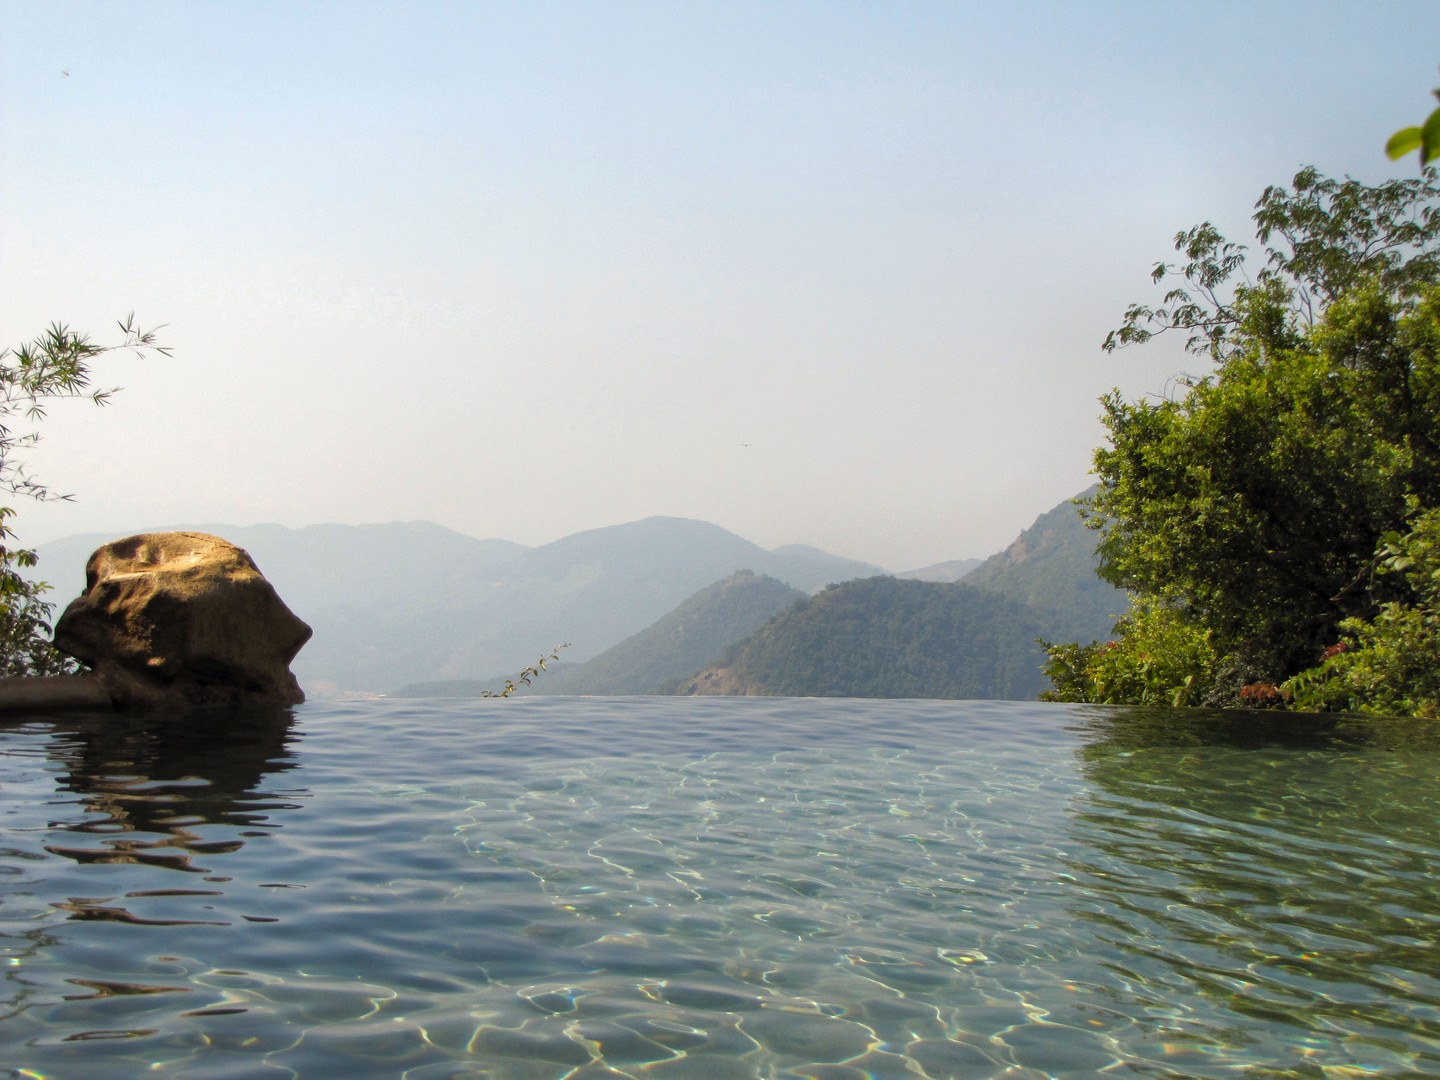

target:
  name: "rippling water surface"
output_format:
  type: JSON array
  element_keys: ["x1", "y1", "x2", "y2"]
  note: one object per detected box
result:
[{"x1": 2, "y1": 696, "x2": 1438, "y2": 1078}]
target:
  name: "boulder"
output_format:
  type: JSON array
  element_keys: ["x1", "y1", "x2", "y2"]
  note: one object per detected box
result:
[{"x1": 53, "y1": 532, "x2": 312, "y2": 709}]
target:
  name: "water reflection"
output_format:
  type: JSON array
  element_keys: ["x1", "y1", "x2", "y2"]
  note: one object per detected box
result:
[
  {"x1": 0, "y1": 707, "x2": 309, "y2": 1041},
  {"x1": 1066, "y1": 702, "x2": 1440, "y2": 752},
  {"x1": 36, "y1": 706, "x2": 304, "y2": 873},
  {"x1": 1064, "y1": 707, "x2": 1440, "y2": 1069},
  {"x1": 3, "y1": 706, "x2": 304, "y2": 903}
]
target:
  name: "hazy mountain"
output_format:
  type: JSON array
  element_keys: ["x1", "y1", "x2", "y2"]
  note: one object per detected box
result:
[
  {"x1": 658, "y1": 490, "x2": 1126, "y2": 700},
  {"x1": 29, "y1": 521, "x2": 528, "y2": 618},
  {"x1": 897, "y1": 558, "x2": 983, "y2": 583},
  {"x1": 761, "y1": 545, "x2": 890, "y2": 592},
  {"x1": 393, "y1": 570, "x2": 807, "y2": 697},
  {"x1": 528, "y1": 570, "x2": 806, "y2": 696},
  {"x1": 34, "y1": 516, "x2": 883, "y2": 695},
  {"x1": 962, "y1": 486, "x2": 1127, "y2": 644},
  {"x1": 29, "y1": 494, "x2": 1118, "y2": 700},
  {"x1": 667, "y1": 576, "x2": 1047, "y2": 700}
]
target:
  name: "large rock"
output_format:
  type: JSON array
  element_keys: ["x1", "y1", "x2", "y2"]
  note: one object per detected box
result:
[{"x1": 53, "y1": 532, "x2": 312, "y2": 709}]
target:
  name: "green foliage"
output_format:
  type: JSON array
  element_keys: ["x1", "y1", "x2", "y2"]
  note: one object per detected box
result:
[
  {"x1": 1286, "y1": 506, "x2": 1440, "y2": 717},
  {"x1": 1095, "y1": 285, "x2": 1440, "y2": 686},
  {"x1": 1387, "y1": 75, "x2": 1440, "y2": 169},
  {"x1": 1041, "y1": 596, "x2": 1218, "y2": 707},
  {"x1": 0, "y1": 508, "x2": 75, "y2": 677},
  {"x1": 0, "y1": 317, "x2": 169, "y2": 675},
  {"x1": 1054, "y1": 168, "x2": 1440, "y2": 710},
  {"x1": 1104, "y1": 168, "x2": 1440, "y2": 359}
]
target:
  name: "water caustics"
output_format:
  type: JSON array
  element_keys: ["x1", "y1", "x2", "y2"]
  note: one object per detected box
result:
[{"x1": 1, "y1": 697, "x2": 1438, "y2": 1078}]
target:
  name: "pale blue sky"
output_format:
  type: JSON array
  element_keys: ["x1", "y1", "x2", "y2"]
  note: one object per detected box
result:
[{"x1": 1, "y1": 1, "x2": 1436, "y2": 570}]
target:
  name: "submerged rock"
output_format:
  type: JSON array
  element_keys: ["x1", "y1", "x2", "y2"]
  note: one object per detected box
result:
[{"x1": 53, "y1": 531, "x2": 312, "y2": 709}]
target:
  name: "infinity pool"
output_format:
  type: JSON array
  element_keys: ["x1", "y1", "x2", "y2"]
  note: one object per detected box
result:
[{"x1": 2, "y1": 697, "x2": 1437, "y2": 1077}]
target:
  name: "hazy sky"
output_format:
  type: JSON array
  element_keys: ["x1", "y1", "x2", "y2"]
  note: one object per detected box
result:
[{"x1": 2, "y1": 2, "x2": 1436, "y2": 571}]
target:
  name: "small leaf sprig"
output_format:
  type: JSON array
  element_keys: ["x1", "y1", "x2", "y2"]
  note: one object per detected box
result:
[{"x1": 481, "y1": 642, "x2": 571, "y2": 698}]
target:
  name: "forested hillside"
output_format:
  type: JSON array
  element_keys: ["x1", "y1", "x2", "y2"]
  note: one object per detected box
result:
[
  {"x1": 667, "y1": 576, "x2": 1047, "y2": 700},
  {"x1": 963, "y1": 485, "x2": 1126, "y2": 645}
]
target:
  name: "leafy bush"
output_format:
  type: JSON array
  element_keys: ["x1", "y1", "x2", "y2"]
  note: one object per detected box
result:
[
  {"x1": 1042, "y1": 596, "x2": 1218, "y2": 707},
  {"x1": 1286, "y1": 505, "x2": 1440, "y2": 717}
]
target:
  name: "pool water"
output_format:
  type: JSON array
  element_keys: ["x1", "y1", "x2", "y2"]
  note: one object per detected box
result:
[{"x1": 1, "y1": 696, "x2": 1438, "y2": 1078}]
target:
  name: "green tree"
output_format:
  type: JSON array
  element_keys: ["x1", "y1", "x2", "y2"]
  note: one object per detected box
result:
[
  {"x1": 1050, "y1": 169, "x2": 1440, "y2": 708},
  {"x1": 1105, "y1": 167, "x2": 1440, "y2": 359},
  {"x1": 1286, "y1": 503, "x2": 1440, "y2": 716},
  {"x1": 0, "y1": 317, "x2": 169, "y2": 676}
]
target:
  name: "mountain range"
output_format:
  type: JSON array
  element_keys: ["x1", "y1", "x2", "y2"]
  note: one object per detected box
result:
[
  {"x1": 445, "y1": 490, "x2": 1126, "y2": 700},
  {"x1": 32, "y1": 491, "x2": 1126, "y2": 699},
  {"x1": 394, "y1": 570, "x2": 808, "y2": 698},
  {"x1": 667, "y1": 575, "x2": 1049, "y2": 699},
  {"x1": 34, "y1": 517, "x2": 883, "y2": 695}
]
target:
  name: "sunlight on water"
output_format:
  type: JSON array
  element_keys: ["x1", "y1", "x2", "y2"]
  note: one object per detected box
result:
[{"x1": 1, "y1": 697, "x2": 1438, "y2": 1078}]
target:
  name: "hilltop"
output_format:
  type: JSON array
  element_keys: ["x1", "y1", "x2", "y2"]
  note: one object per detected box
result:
[{"x1": 666, "y1": 576, "x2": 1047, "y2": 699}]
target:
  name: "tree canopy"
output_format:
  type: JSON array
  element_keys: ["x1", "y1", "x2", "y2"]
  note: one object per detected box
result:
[{"x1": 1047, "y1": 169, "x2": 1440, "y2": 714}]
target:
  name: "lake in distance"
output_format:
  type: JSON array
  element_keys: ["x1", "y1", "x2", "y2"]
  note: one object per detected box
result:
[{"x1": 1, "y1": 696, "x2": 1437, "y2": 1078}]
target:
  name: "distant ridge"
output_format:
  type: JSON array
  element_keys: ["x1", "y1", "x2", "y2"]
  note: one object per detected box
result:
[
  {"x1": 32, "y1": 497, "x2": 1118, "y2": 699},
  {"x1": 393, "y1": 570, "x2": 807, "y2": 697},
  {"x1": 34, "y1": 516, "x2": 883, "y2": 695},
  {"x1": 897, "y1": 558, "x2": 983, "y2": 583},
  {"x1": 666, "y1": 576, "x2": 1047, "y2": 700},
  {"x1": 648, "y1": 490, "x2": 1124, "y2": 700}
]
